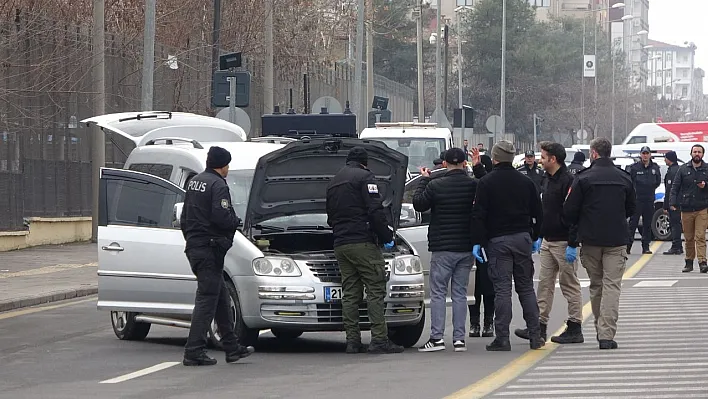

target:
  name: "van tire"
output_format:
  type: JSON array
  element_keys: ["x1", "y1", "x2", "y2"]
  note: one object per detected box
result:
[
  {"x1": 111, "y1": 311, "x2": 151, "y2": 341},
  {"x1": 388, "y1": 307, "x2": 425, "y2": 348},
  {"x1": 652, "y1": 208, "x2": 672, "y2": 241},
  {"x1": 271, "y1": 329, "x2": 304, "y2": 340},
  {"x1": 208, "y1": 279, "x2": 260, "y2": 348}
]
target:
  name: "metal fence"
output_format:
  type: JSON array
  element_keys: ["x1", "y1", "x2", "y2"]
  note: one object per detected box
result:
[{"x1": 0, "y1": 12, "x2": 415, "y2": 231}]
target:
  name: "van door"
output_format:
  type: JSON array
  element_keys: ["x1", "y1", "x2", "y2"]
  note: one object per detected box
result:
[
  {"x1": 97, "y1": 168, "x2": 196, "y2": 314},
  {"x1": 397, "y1": 171, "x2": 476, "y2": 304}
]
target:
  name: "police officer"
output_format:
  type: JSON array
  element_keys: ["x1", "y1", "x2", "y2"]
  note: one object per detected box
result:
[
  {"x1": 517, "y1": 150, "x2": 544, "y2": 192},
  {"x1": 662, "y1": 151, "x2": 684, "y2": 255},
  {"x1": 180, "y1": 146, "x2": 254, "y2": 366},
  {"x1": 627, "y1": 146, "x2": 661, "y2": 254},
  {"x1": 564, "y1": 137, "x2": 636, "y2": 350},
  {"x1": 568, "y1": 151, "x2": 586, "y2": 175},
  {"x1": 326, "y1": 147, "x2": 404, "y2": 354}
]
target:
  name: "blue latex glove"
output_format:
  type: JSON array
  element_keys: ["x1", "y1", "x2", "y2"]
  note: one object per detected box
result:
[
  {"x1": 532, "y1": 238, "x2": 542, "y2": 254},
  {"x1": 472, "y1": 245, "x2": 484, "y2": 263},
  {"x1": 383, "y1": 241, "x2": 395, "y2": 250},
  {"x1": 565, "y1": 246, "x2": 578, "y2": 263}
]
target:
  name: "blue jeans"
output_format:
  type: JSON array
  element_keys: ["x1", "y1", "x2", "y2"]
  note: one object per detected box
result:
[{"x1": 429, "y1": 251, "x2": 473, "y2": 341}]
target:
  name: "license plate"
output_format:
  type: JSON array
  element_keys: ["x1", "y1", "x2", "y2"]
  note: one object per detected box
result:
[{"x1": 325, "y1": 286, "x2": 343, "y2": 303}]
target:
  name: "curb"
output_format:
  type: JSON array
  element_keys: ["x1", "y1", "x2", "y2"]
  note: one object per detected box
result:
[{"x1": 0, "y1": 287, "x2": 97, "y2": 313}]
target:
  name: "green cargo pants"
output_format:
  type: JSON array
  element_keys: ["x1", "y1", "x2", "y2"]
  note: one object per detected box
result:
[{"x1": 333, "y1": 242, "x2": 388, "y2": 343}]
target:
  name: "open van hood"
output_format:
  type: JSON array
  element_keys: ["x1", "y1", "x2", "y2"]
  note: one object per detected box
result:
[
  {"x1": 244, "y1": 138, "x2": 409, "y2": 234},
  {"x1": 81, "y1": 111, "x2": 247, "y2": 146}
]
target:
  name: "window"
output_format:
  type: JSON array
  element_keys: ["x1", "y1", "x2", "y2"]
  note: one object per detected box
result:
[
  {"x1": 527, "y1": 0, "x2": 549, "y2": 6},
  {"x1": 128, "y1": 163, "x2": 174, "y2": 181},
  {"x1": 666, "y1": 52, "x2": 673, "y2": 68},
  {"x1": 375, "y1": 138, "x2": 447, "y2": 174},
  {"x1": 682, "y1": 86, "x2": 688, "y2": 97},
  {"x1": 106, "y1": 178, "x2": 183, "y2": 228},
  {"x1": 182, "y1": 171, "x2": 198, "y2": 190},
  {"x1": 626, "y1": 136, "x2": 647, "y2": 144}
]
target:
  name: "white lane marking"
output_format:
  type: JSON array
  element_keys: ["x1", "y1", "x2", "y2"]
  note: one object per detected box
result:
[
  {"x1": 633, "y1": 280, "x2": 678, "y2": 287},
  {"x1": 100, "y1": 361, "x2": 180, "y2": 384}
]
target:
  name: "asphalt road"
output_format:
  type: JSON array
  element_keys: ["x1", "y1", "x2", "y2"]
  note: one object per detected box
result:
[{"x1": 0, "y1": 251, "x2": 650, "y2": 399}]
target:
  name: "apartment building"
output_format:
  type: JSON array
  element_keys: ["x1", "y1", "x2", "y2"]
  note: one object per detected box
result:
[{"x1": 646, "y1": 40, "x2": 698, "y2": 101}]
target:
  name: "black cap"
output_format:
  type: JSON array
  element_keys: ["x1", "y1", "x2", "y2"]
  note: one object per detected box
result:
[
  {"x1": 206, "y1": 146, "x2": 232, "y2": 169},
  {"x1": 573, "y1": 151, "x2": 586, "y2": 163},
  {"x1": 665, "y1": 151, "x2": 678, "y2": 163},
  {"x1": 640, "y1": 146, "x2": 651, "y2": 153},
  {"x1": 346, "y1": 147, "x2": 369, "y2": 166},
  {"x1": 444, "y1": 148, "x2": 467, "y2": 165},
  {"x1": 525, "y1": 150, "x2": 535, "y2": 157}
]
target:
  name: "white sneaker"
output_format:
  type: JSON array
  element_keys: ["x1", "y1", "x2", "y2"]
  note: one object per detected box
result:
[
  {"x1": 418, "y1": 338, "x2": 445, "y2": 352},
  {"x1": 453, "y1": 340, "x2": 467, "y2": 352}
]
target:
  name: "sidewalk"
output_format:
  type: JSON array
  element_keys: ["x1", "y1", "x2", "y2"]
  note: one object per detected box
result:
[
  {"x1": 486, "y1": 241, "x2": 708, "y2": 398},
  {"x1": 0, "y1": 242, "x2": 97, "y2": 312}
]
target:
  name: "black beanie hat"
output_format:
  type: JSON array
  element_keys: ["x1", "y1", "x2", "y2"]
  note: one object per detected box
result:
[
  {"x1": 573, "y1": 151, "x2": 586, "y2": 163},
  {"x1": 206, "y1": 146, "x2": 232, "y2": 169},
  {"x1": 346, "y1": 147, "x2": 369, "y2": 166}
]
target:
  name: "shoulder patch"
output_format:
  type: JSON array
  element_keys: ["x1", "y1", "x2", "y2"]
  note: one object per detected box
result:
[
  {"x1": 367, "y1": 184, "x2": 379, "y2": 194},
  {"x1": 220, "y1": 198, "x2": 230, "y2": 209}
]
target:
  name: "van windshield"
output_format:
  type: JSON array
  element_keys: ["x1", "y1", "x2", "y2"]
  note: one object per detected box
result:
[{"x1": 374, "y1": 138, "x2": 446, "y2": 173}]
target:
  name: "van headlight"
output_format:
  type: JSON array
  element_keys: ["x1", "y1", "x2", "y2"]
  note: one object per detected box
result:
[
  {"x1": 392, "y1": 255, "x2": 423, "y2": 275},
  {"x1": 252, "y1": 257, "x2": 302, "y2": 277}
]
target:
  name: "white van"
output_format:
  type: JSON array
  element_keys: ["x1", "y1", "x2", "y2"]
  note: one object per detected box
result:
[
  {"x1": 359, "y1": 122, "x2": 454, "y2": 177},
  {"x1": 621, "y1": 121, "x2": 708, "y2": 145}
]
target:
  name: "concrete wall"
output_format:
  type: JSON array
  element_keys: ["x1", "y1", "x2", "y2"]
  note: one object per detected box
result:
[{"x1": 0, "y1": 217, "x2": 92, "y2": 252}]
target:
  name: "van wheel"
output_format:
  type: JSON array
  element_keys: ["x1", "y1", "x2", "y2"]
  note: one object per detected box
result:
[
  {"x1": 388, "y1": 307, "x2": 425, "y2": 348},
  {"x1": 208, "y1": 280, "x2": 260, "y2": 348},
  {"x1": 271, "y1": 329, "x2": 303, "y2": 340},
  {"x1": 652, "y1": 209, "x2": 671, "y2": 241},
  {"x1": 111, "y1": 311, "x2": 151, "y2": 341}
]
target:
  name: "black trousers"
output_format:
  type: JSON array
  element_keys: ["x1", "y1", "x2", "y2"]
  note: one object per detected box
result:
[
  {"x1": 669, "y1": 208, "x2": 684, "y2": 250},
  {"x1": 469, "y1": 260, "x2": 495, "y2": 324},
  {"x1": 184, "y1": 245, "x2": 239, "y2": 356},
  {"x1": 628, "y1": 199, "x2": 654, "y2": 249}
]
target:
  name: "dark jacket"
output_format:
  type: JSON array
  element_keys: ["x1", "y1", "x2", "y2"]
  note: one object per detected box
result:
[
  {"x1": 567, "y1": 161, "x2": 585, "y2": 176},
  {"x1": 472, "y1": 163, "x2": 543, "y2": 245},
  {"x1": 628, "y1": 160, "x2": 661, "y2": 201},
  {"x1": 663, "y1": 162, "x2": 680, "y2": 210},
  {"x1": 517, "y1": 162, "x2": 544, "y2": 191},
  {"x1": 669, "y1": 161, "x2": 708, "y2": 212},
  {"x1": 540, "y1": 165, "x2": 578, "y2": 247},
  {"x1": 563, "y1": 157, "x2": 636, "y2": 247},
  {"x1": 412, "y1": 168, "x2": 480, "y2": 252},
  {"x1": 326, "y1": 161, "x2": 393, "y2": 248},
  {"x1": 180, "y1": 168, "x2": 240, "y2": 251}
]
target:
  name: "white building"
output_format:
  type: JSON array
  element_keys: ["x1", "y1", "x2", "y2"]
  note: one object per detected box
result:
[{"x1": 646, "y1": 40, "x2": 698, "y2": 102}]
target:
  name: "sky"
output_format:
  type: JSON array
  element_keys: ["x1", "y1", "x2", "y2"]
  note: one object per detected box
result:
[{"x1": 648, "y1": 0, "x2": 707, "y2": 93}]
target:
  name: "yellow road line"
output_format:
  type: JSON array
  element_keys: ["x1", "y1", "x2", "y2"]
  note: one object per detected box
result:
[
  {"x1": 0, "y1": 263, "x2": 97, "y2": 279},
  {"x1": 444, "y1": 240, "x2": 662, "y2": 399},
  {"x1": 0, "y1": 297, "x2": 96, "y2": 320}
]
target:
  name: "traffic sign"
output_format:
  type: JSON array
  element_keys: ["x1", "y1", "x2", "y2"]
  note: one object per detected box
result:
[
  {"x1": 577, "y1": 129, "x2": 588, "y2": 140},
  {"x1": 583, "y1": 55, "x2": 596, "y2": 78},
  {"x1": 215, "y1": 107, "x2": 252, "y2": 135},
  {"x1": 211, "y1": 71, "x2": 250, "y2": 108},
  {"x1": 485, "y1": 115, "x2": 502, "y2": 136}
]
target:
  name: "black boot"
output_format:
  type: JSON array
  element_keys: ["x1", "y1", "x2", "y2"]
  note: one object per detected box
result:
[
  {"x1": 530, "y1": 337, "x2": 545, "y2": 350},
  {"x1": 700, "y1": 262, "x2": 708, "y2": 273},
  {"x1": 599, "y1": 339, "x2": 619, "y2": 350},
  {"x1": 663, "y1": 247, "x2": 683, "y2": 255},
  {"x1": 225, "y1": 345, "x2": 255, "y2": 363},
  {"x1": 683, "y1": 259, "x2": 694, "y2": 273},
  {"x1": 626, "y1": 244, "x2": 632, "y2": 254},
  {"x1": 514, "y1": 323, "x2": 547, "y2": 341},
  {"x1": 345, "y1": 341, "x2": 368, "y2": 354},
  {"x1": 482, "y1": 321, "x2": 495, "y2": 338},
  {"x1": 551, "y1": 320, "x2": 584, "y2": 344},
  {"x1": 368, "y1": 339, "x2": 404, "y2": 354},
  {"x1": 183, "y1": 351, "x2": 218, "y2": 366},
  {"x1": 486, "y1": 337, "x2": 511, "y2": 351},
  {"x1": 642, "y1": 247, "x2": 653, "y2": 255},
  {"x1": 469, "y1": 324, "x2": 481, "y2": 337}
]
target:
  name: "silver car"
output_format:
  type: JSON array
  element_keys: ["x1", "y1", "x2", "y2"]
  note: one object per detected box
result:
[{"x1": 96, "y1": 135, "x2": 427, "y2": 348}]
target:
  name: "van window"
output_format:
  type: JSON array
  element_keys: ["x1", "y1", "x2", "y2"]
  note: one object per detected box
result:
[
  {"x1": 105, "y1": 177, "x2": 182, "y2": 228},
  {"x1": 128, "y1": 163, "x2": 174, "y2": 181},
  {"x1": 375, "y1": 138, "x2": 446, "y2": 173},
  {"x1": 626, "y1": 136, "x2": 647, "y2": 144}
]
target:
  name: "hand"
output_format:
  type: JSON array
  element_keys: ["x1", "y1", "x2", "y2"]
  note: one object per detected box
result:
[
  {"x1": 532, "y1": 238, "x2": 542, "y2": 254},
  {"x1": 699, "y1": 181, "x2": 706, "y2": 189},
  {"x1": 468, "y1": 148, "x2": 481, "y2": 166},
  {"x1": 383, "y1": 241, "x2": 395, "y2": 250},
  {"x1": 565, "y1": 246, "x2": 578, "y2": 263},
  {"x1": 472, "y1": 245, "x2": 484, "y2": 263},
  {"x1": 419, "y1": 167, "x2": 431, "y2": 177},
  {"x1": 663, "y1": 208, "x2": 668, "y2": 214},
  {"x1": 671, "y1": 206, "x2": 677, "y2": 211}
]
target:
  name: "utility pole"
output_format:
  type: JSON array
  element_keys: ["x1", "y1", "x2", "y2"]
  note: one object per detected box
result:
[
  {"x1": 354, "y1": 0, "x2": 365, "y2": 133},
  {"x1": 91, "y1": 0, "x2": 106, "y2": 242},
  {"x1": 581, "y1": 17, "x2": 586, "y2": 143},
  {"x1": 500, "y1": 0, "x2": 507, "y2": 141},
  {"x1": 593, "y1": 4, "x2": 598, "y2": 138},
  {"x1": 366, "y1": 0, "x2": 374, "y2": 115},
  {"x1": 457, "y1": 10, "x2": 464, "y2": 143},
  {"x1": 434, "y1": 0, "x2": 442, "y2": 116},
  {"x1": 443, "y1": 23, "x2": 449, "y2": 118},
  {"x1": 264, "y1": 0, "x2": 274, "y2": 116},
  {"x1": 141, "y1": 0, "x2": 156, "y2": 111},
  {"x1": 416, "y1": 0, "x2": 424, "y2": 121},
  {"x1": 212, "y1": 0, "x2": 221, "y2": 72}
]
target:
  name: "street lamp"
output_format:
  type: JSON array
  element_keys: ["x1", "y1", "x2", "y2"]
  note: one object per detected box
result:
[
  {"x1": 611, "y1": 29, "x2": 647, "y2": 144},
  {"x1": 455, "y1": 5, "x2": 473, "y2": 144}
]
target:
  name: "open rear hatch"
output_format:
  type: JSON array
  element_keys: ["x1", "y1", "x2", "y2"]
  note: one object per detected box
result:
[{"x1": 244, "y1": 138, "x2": 409, "y2": 235}]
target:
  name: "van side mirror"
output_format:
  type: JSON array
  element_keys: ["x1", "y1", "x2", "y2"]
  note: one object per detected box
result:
[{"x1": 173, "y1": 202, "x2": 184, "y2": 228}]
